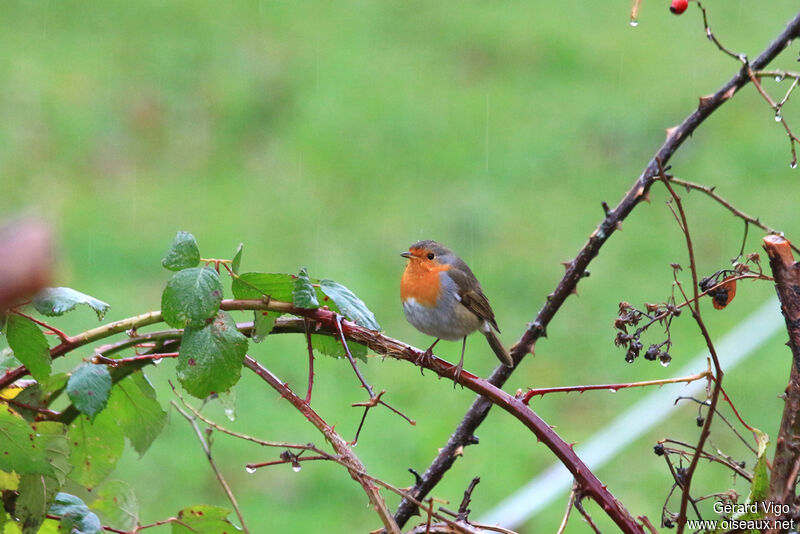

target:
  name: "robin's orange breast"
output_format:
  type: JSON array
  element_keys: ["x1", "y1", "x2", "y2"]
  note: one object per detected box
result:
[{"x1": 400, "y1": 260, "x2": 452, "y2": 307}]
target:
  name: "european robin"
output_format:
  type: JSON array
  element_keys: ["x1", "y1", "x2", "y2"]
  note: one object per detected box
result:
[{"x1": 400, "y1": 240, "x2": 513, "y2": 380}]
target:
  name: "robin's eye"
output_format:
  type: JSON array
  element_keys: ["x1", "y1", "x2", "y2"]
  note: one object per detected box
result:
[{"x1": 427, "y1": 252, "x2": 435, "y2": 260}]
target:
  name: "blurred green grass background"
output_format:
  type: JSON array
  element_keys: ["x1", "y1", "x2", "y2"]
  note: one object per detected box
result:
[{"x1": 2, "y1": 1, "x2": 800, "y2": 531}]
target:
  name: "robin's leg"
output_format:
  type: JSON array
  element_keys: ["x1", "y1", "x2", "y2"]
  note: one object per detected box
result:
[{"x1": 452, "y1": 336, "x2": 467, "y2": 387}]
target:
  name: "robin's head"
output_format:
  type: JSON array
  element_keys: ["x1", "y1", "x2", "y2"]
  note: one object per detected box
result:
[{"x1": 401, "y1": 240, "x2": 456, "y2": 266}]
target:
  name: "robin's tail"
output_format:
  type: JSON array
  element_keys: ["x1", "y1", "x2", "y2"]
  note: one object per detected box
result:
[{"x1": 484, "y1": 330, "x2": 514, "y2": 367}]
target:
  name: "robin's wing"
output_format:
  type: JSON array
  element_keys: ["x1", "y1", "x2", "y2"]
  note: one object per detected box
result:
[{"x1": 447, "y1": 266, "x2": 501, "y2": 333}]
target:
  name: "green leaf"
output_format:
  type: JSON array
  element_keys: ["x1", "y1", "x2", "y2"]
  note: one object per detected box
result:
[
  {"x1": 292, "y1": 267, "x2": 318, "y2": 308},
  {"x1": 161, "y1": 231, "x2": 201, "y2": 271},
  {"x1": 32, "y1": 288, "x2": 110, "y2": 321},
  {"x1": 177, "y1": 311, "x2": 248, "y2": 398},
  {"x1": 231, "y1": 272, "x2": 294, "y2": 302},
  {"x1": 320, "y1": 279, "x2": 380, "y2": 330},
  {"x1": 35, "y1": 422, "x2": 70, "y2": 487},
  {"x1": 4, "y1": 315, "x2": 51, "y2": 383},
  {"x1": 311, "y1": 335, "x2": 368, "y2": 363},
  {"x1": 0, "y1": 406, "x2": 61, "y2": 478},
  {"x1": 49, "y1": 493, "x2": 103, "y2": 534},
  {"x1": 252, "y1": 311, "x2": 279, "y2": 343},
  {"x1": 11, "y1": 422, "x2": 67, "y2": 534},
  {"x1": 161, "y1": 267, "x2": 223, "y2": 328},
  {"x1": 16, "y1": 474, "x2": 60, "y2": 534},
  {"x1": 67, "y1": 411, "x2": 124, "y2": 489},
  {"x1": 91, "y1": 480, "x2": 138, "y2": 531},
  {"x1": 749, "y1": 429, "x2": 770, "y2": 502},
  {"x1": 172, "y1": 505, "x2": 239, "y2": 534},
  {"x1": 231, "y1": 243, "x2": 243, "y2": 275},
  {"x1": 106, "y1": 371, "x2": 166, "y2": 456},
  {"x1": 67, "y1": 364, "x2": 112, "y2": 419}
]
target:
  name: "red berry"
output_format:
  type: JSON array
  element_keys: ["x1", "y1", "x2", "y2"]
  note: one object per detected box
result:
[{"x1": 670, "y1": 0, "x2": 688, "y2": 14}]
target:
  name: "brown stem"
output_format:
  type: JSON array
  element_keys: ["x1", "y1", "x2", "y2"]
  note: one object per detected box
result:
[
  {"x1": 763, "y1": 235, "x2": 800, "y2": 507},
  {"x1": 303, "y1": 318, "x2": 314, "y2": 404},
  {"x1": 660, "y1": 171, "x2": 725, "y2": 534},
  {"x1": 246, "y1": 455, "x2": 331, "y2": 470}
]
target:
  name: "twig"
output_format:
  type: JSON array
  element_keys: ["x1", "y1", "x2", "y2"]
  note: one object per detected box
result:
[
  {"x1": 246, "y1": 455, "x2": 331, "y2": 470},
  {"x1": 134, "y1": 517, "x2": 188, "y2": 531},
  {"x1": 303, "y1": 318, "x2": 314, "y2": 404},
  {"x1": 45, "y1": 515, "x2": 133, "y2": 534},
  {"x1": 754, "y1": 70, "x2": 800, "y2": 80},
  {"x1": 714, "y1": 382, "x2": 759, "y2": 437},
  {"x1": 456, "y1": 477, "x2": 480, "y2": 521},
  {"x1": 556, "y1": 487, "x2": 577, "y2": 534},
  {"x1": 574, "y1": 493, "x2": 602, "y2": 534},
  {"x1": 522, "y1": 371, "x2": 711, "y2": 404},
  {"x1": 10, "y1": 309, "x2": 69, "y2": 341},
  {"x1": 93, "y1": 352, "x2": 178, "y2": 367},
  {"x1": 696, "y1": 1, "x2": 747, "y2": 62},
  {"x1": 638, "y1": 515, "x2": 659, "y2": 534},
  {"x1": 661, "y1": 454, "x2": 703, "y2": 521},
  {"x1": 392, "y1": 11, "x2": 800, "y2": 525},
  {"x1": 171, "y1": 400, "x2": 250, "y2": 534},
  {"x1": 777, "y1": 76, "x2": 800, "y2": 112},
  {"x1": 0, "y1": 396, "x2": 60, "y2": 419}
]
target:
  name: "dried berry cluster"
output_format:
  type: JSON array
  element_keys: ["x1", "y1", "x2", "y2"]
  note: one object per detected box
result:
[{"x1": 614, "y1": 301, "x2": 678, "y2": 365}]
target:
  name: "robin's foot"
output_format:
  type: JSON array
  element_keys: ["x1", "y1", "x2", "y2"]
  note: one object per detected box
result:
[
  {"x1": 452, "y1": 361, "x2": 465, "y2": 389},
  {"x1": 413, "y1": 339, "x2": 441, "y2": 376},
  {"x1": 414, "y1": 348, "x2": 434, "y2": 375}
]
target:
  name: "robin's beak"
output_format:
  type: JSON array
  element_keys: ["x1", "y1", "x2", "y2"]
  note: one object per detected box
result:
[{"x1": 400, "y1": 251, "x2": 412, "y2": 259}]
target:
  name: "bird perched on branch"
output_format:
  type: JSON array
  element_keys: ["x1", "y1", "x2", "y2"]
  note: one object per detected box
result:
[{"x1": 400, "y1": 240, "x2": 513, "y2": 381}]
